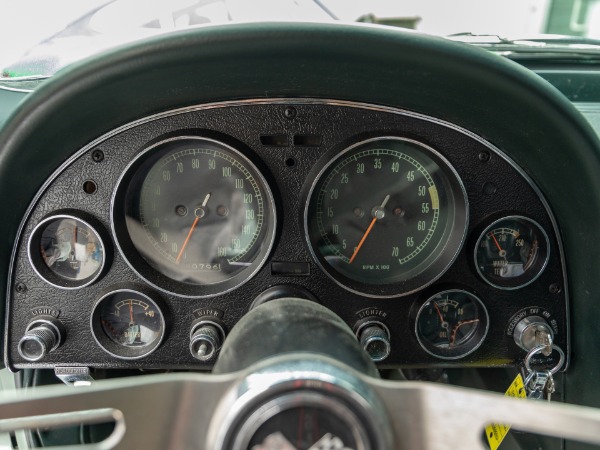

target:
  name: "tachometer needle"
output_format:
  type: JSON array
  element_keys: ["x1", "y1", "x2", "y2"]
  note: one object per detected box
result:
[
  {"x1": 349, "y1": 194, "x2": 390, "y2": 264},
  {"x1": 176, "y1": 193, "x2": 211, "y2": 264}
]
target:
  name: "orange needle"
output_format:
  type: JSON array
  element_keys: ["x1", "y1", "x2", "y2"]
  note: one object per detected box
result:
[
  {"x1": 433, "y1": 302, "x2": 445, "y2": 323},
  {"x1": 349, "y1": 194, "x2": 390, "y2": 264},
  {"x1": 176, "y1": 193, "x2": 210, "y2": 264},
  {"x1": 490, "y1": 232, "x2": 503, "y2": 253}
]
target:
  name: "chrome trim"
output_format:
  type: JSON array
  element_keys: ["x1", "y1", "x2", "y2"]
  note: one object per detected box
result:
[
  {"x1": 414, "y1": 289, "x2": 490, "y2": 360},
  {"x1": 109, "y1": 135, "x2": 277, "y2": 299},
  {"x1": 27, "y1": 214, "x2": 106, "y2": 290},
  {"x1": 233, "y1": 391, "x2": 370, "y2": 450},
  {"x1": 473, "y1": 215, "x2": 551, "y2": 290},
  {"x1": 303, "y1": 136, "x2": 469, "y2": 298},
  {"x1": 208, "y1": 354, "x2": 392, "y2": 450}
]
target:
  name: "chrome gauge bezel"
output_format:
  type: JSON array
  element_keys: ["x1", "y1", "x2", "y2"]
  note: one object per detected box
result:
[
  {"x1": 304, "y1": 136, "x2": 469, "y2": 298},
  {"x1": 90, "y1": 288, "x2": 168, "y2": 360},
  {"x1": 474, "y1": 215, "x2": 551, "y2": 290},
  {"x1": 27, "y1": 212, "x2": 109, "y2": 289},
  {"x1": 413, "y1": 289, "x2": 489, "y2": 360},
  {"x1": 110, "y1": 136, "x2": 277, "y2": 298}
]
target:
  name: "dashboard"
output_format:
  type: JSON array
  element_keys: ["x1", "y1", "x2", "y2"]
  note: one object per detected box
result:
[
  {"x1": 5, "y1": 99, "x2": 568, "y2": 370},
  {"x1": 3, "y1": 22, "x2": 600, "y2": 449}
]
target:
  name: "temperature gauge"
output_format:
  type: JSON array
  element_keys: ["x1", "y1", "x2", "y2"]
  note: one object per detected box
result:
[
  {"x1": 28, "y1": 213, "x2": 107, "y2": 289},
  {"x1": 415, "y1": 289, "x2": 489, "y2": 360},
  {"x1": 91, "y1": 289, "x2": 167, "y2": 359},
  {"x1": 475, "y1": 216, "x2": 550, "y2": 290}
]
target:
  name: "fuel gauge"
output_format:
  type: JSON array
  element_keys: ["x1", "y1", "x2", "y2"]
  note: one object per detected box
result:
[
  {"x1": 475, "y1": 216, "x2": 550, "y2": 290},
  {"x1": 415, "y1": 289, "x2": 489, "y2": 360}
]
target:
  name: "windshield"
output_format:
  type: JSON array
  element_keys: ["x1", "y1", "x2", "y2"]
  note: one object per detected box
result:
[{"x1": 0, "y1": 0, "x2": 598, "y2": 80}]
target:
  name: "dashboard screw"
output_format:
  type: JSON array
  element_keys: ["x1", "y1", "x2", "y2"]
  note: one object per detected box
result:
[
  {"x1": 549, "y1": 283, "x2": 561, "y2": 294},
  {"x1": 284, "y1": 107, "x2": 297, "y2": 119},
  {"x1": 478, "y1": 151, "x2": 491, "y2": 162},
  {"x1": 91, "y1": 149, "x2": 105, "y2": 163},
  {"x1": 15, "y1": 282, "x2": 26, "y2": 294}
]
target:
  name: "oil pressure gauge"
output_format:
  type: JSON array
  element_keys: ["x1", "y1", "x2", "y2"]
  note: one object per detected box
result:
[
  {"x1": 475, "y1": 216, "x2": 550, "y2": 290},
  {"x1": 415, "y1": 289, "x2": 489, "y2": 360}
]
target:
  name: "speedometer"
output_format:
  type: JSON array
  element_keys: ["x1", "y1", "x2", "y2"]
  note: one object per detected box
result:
[
  {"x1": 305, "y1": 137, "x2": 468, "y2": 297},
  {"x1": 112, "y1": 136, "x2": 276, "y2": 297}
]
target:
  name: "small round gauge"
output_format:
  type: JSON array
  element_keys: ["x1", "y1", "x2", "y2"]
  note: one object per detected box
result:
[
  {"x1": 91, "y1": 289, "x2": 167, "y2": 359},
  {"x1": 112, "y1": 136, "x2": 276, "y2": 297},
  {"x1": 28, "y1": 213, "x2": 106, "y2": 289},
  {"x1": 305, "y1": 137, "x2": 468, "y2": 297},
  {"x1": 475, "y1": 216, "x2": 550, "y2": 290},
  {"x1": 415, "y1": 289, "x2": 489, "y2": 359}
]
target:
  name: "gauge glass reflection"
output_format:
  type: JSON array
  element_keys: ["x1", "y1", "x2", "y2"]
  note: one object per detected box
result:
[
  {"x1": 113, "y1": 137, "x2": 276, "y2": 297},
  {"x1": 29, "y1": 215, "x2": 105, "y2": 288}
]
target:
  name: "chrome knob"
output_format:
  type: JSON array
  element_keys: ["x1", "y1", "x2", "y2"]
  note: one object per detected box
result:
[
  {"x1": 18, "y1": 321, "x2": 62, "y2": 362},
  {"x1": 357, "y1": 322, "x2": 391, "y2": 362},
  {"x1": 190, "y1": 322, "x2": 225, "y2": 362}
]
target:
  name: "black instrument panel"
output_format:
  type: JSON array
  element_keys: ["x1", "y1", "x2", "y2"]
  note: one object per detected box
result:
[{"x1": 5, "y1": 100, "x2": 569, "y2": 370}]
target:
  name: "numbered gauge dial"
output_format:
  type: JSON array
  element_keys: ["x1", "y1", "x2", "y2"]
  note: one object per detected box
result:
[
  {"x1": 415, "y1": 290, "x2": 489, "y2": 359},
  {"x1": 112, "y1": 137, "x2": 276, "y2": 297},
  {"x1": 475, "y1": 216, "x2": 550, "y2": 290},
  {"x1": 305, "y1": 137, "x2": 468, "y2": 297},
  {"x1": 28, "y1": 214, "x2": 106, "y2": 289},
  {"x1": 91, "y1": 290, "x2": 167, "y2": 359}
]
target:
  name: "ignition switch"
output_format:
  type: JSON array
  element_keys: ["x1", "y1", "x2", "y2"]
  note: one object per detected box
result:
[
  {"x1": 507, "y1": 307, "x2": 559, "y2": 357},
  {"x1": 513, "y1": 315, "x2": 554, "y2": 356}
]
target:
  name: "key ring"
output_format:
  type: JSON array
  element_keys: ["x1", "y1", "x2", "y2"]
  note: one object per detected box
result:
[{"x1": 524, "y1": 344, "x2": 565, "y2": 375}]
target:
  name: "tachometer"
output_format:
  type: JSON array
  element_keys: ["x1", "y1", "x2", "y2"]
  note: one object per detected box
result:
[
  {"x1": 112, "y1": 137, "x2": 276, "y2": 297},
  {"x1": 305, "y1": 137, "x2": 468, "y2": 297}
]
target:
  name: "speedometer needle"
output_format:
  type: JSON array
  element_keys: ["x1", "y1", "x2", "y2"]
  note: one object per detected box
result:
[
  {"x1": 349, "y1": 194, "x2": 390, "y2": 264},
  {"x1": 176, "y1": 193, "x2": 211, "y2": 264}
]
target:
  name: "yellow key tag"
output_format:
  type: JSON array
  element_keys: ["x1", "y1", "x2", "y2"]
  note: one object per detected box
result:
[{"x1": 485, "y1": 373, "x2": 527, "y2": 450}]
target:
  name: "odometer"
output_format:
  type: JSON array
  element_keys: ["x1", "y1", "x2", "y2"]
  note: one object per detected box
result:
[
  {"x1": 112, "y1": 137, "x2": 276, "y2": 297},
  {"x1": 305, "y1": 137, "x2": 468, "y2": 297}
]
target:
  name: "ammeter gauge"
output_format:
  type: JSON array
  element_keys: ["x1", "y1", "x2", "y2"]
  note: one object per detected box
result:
[{"x1": 91, "y1": 289, "x2": 167, "y2": 359}]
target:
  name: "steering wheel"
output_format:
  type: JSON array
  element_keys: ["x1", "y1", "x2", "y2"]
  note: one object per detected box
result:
[{"x1": 2, "y1": 22, "x2": 600, "y2": 449}]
